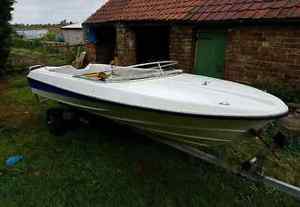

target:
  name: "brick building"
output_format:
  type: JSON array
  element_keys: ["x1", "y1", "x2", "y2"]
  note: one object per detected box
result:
[{"x1": 83, "y1": 0, "x2": 300, "y2": 88}]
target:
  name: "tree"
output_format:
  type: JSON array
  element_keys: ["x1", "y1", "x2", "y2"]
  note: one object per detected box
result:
[
  {"x1": 0, "y1": 0, "x2": 14, "y2": 75},
  {"x1": 59, "y1": 19, "x2": 67, "y2": 26}
]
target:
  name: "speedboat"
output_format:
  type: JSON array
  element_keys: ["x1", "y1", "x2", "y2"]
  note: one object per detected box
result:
[{"x1": 27, "y1": 61, "x2": 288, "y2": 147}]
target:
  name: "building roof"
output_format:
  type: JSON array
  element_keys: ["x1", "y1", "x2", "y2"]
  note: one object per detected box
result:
[
  {"x1": 85, "y1": 0, "x2": 300, "y2": 24},
  {"x1": 61, "y1": 23, "x2": 83, "y2": 29}
]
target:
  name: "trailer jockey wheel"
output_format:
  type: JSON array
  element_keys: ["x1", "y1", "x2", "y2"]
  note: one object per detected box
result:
[
  {"x1": 241, "y1": 152, "x2": 266, "y2": 175},
  {"x1": 46, "y1": 108, "x2": 67, "y2": 136}
]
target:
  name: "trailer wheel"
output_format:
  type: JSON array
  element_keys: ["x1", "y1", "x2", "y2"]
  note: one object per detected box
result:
[
  {"x1": 63, "y1": 109, "x2": 79, "y2": 130},
  {"x1": 46, "y1": 108, "x2": 66, "y2": 136}
]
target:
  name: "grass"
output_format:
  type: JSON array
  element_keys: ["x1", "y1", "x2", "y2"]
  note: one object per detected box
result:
[
  {"x1": 6, "y1": 36, "x2": 78, "y2": 73},
  {"x1": 0, "y1": 75, "x2": 299, "y2": 206},
  {"x1": 7, "y1": 47, "x2": 73, "y2": 73}
]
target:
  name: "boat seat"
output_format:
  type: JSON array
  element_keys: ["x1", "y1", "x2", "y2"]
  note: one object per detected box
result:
[{"x1": 48, "y1": 65, "x2": 83, "y2": 75}]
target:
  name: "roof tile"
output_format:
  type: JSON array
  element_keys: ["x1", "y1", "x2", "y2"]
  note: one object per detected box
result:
[
  {"x1": 85, "y1": 0, "x2": 300, "y2": 24},
  {"x1": 292, "y1": 7, "x2": 300, "y2": 17},
  {"x1": 265, "y1": 8, "x2": 282, "y2": 18}
]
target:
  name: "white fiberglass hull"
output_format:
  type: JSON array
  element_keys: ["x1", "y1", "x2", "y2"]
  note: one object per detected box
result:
[
  {"x1": 27, "y1": 64, "x2": 288, "y2": 147},
  {"x1": 31, "y1": 86, "x2": 271, "y2": 147}
]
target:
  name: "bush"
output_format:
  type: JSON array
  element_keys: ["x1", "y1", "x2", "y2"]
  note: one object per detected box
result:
[
  {"x1": 254, "y1": 80, "x2": 300, "y2": 104},
  {"x1": 0, "y1": 0, "x2": 14, "y2": 75},
  {"x1": 12, "y1": 37, "x2": 43, "y2": 49},
  {"x1": 42, "y1": 31, "x2": 57, "y2": 41}
]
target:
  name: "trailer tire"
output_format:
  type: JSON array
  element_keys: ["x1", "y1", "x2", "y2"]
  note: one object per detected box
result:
[{"x1": 46, "y1": 108, "x2": 66, "y2": 136}]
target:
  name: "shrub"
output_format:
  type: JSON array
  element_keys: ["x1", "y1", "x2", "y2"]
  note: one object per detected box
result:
[
  {"x1": 13, "y1": 37, "x2": 43, "y2": 49},
  {"x1": 253, "y1": 80, "x2": 300, "y2": 104},
  {"x1": 42, "y1": 31, "x2": 57, "y2": 41},
  {"x1": 0, "y1": 0, "x2": 14, "y2": 75}
]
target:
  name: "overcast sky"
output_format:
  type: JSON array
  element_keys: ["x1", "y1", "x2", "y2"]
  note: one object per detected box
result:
[{"x1": 12, "y1": 0, "x2": 107, "y2": 24}]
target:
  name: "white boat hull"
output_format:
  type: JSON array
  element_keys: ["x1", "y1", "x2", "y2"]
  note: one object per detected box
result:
[
  {"x1": 31, "y1": 86, "x2": 270, "y2": 147},
  {"x1": 27, "y1": 63, "x2": 288, "y2": 147}
]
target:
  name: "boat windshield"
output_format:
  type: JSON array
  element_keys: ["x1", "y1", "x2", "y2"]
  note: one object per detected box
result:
[{"x1": 76, "y1": 61, "x2": 183, "y2": 82}]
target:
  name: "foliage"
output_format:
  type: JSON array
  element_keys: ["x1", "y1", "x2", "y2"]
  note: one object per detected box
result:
[
  {"x1": 253, "y1": 80, "x2": 300, "y2": 103},
  {"x1": 12, "y1": 23, "x2": 71, "y2": 31},
  {"x1": 12, "y1": 36, "x2": 43, "y2": 50},
  {"x1": 0, "y1": 0, "x2": 14, "y2": 75},
  {"x1": 59, "y1": 19, "x2": 74, "y2": 26},
  {"x1": 6, "y1": 46, "x2": 77, "y2": 73},
  {"x1": 42, "y1": 31, "x2": 57, "y2": 42},
  {"x1": 13, "y1": 24, "x2": 54, "y2": 30},
  {"x1": 6, "y1": 34, "x2": 78, "y2": 73}
]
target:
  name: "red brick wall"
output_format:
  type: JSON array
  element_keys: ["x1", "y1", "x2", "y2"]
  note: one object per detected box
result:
[
  {"x1": 84, "y1": 25, "x2": 136, "y2": 66},
  {"x1": 169, "y1": 26, "x2": 194, "y2": 73},
  {"x1": 116, "y1": 24, "x2": 137, "y2": 66},
  {"x1": 225, "y1": 26, "x2": 300, "y2": 88},
  {"x1": 85, "y1": 24, "x2": 195, "y2": 69},
  {"x1": 85, "y1": 43, "x2": 97, "y2": 63}
]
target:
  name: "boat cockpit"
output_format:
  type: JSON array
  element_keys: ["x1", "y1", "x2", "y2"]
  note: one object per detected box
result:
[{"x1": 45, "y1": 61, "x2": 183, "y2": 82}]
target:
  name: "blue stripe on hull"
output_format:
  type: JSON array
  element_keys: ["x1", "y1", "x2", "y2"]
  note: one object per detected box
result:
[
  {"x1": 28, "y1": 78, "x2": 264, "y2": 146},
  {"x1": 28, "y1": 78, "x2": 98, "y2": 104},
  {"x1": 27, "y1": 78, "x2": 284, "y2": 121}
]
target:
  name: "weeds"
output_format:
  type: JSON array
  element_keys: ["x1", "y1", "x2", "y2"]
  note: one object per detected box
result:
[
  {"x1": 0, "y1": 75, "x2": 299, "y2": 206},
  {"x1": 254, "y1": 80, "x2": 300, "y2": 104},
  {"x1": 7, "y1": 35, "x2": 78, "y2": 73}
]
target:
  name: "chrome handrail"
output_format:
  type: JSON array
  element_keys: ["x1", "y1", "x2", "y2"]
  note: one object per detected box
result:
[
  {"x1": 29, "y1": 65, "x2": 45, "y2": 72},
  {"x1": 128, "y1": 61, "x2": 178, "y2": 71}
]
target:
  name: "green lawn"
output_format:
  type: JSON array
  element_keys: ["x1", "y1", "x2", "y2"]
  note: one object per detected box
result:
[
  {"x1": 7, "y1": 44, "x2": 76, "y2": 73},
  {"x1": 0, "y1": 75, "x2": 299, "y2": 207}
]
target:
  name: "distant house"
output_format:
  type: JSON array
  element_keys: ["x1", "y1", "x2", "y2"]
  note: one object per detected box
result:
[
  {"x1": 83, "y1": 0, "x2": 300, "y2": 88},
  {"x1": 61, "y1": 23, "x2": 84, "y2": 45}
]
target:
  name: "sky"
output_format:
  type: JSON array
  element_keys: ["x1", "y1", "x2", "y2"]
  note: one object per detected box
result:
[{"x1": 12, "y1": 0, "x2": 107, "y2": 24}]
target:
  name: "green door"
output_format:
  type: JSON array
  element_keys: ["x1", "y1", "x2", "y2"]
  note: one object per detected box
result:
[{"x1": 194, "y1": 33, "x2": 227, "y2": 78}]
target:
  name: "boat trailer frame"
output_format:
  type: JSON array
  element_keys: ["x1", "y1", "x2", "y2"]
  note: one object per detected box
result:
[{"x1": 149, "y1": 136, "x2": 300, "y2": 200}]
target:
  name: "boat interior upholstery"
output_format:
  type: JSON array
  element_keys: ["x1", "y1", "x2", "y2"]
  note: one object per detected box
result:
[{"x1": 47, "y1": 62, "x2": 182, "y2": 82}]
